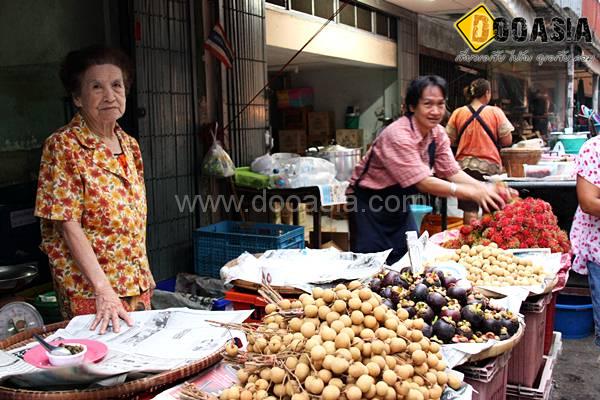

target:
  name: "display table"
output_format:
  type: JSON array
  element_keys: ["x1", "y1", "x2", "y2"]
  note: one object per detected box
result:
[
  {"x1": 234, "y1": 186, "x2": 324, "y2": 248},
  {"x1": 506, "y1": 180, "x2": 577, "y2": 232}
]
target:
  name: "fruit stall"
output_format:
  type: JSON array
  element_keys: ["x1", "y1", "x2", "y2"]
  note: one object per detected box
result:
[{"x1": 160, "y1": 196, "x2": 568, "y2": 399}]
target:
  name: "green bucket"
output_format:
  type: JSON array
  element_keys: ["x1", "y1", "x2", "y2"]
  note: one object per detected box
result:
[{"x1": 558, "y1": 135, "x2": 587, "y2": 154}]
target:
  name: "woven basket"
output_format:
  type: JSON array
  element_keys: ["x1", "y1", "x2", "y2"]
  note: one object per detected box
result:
[
  {"x1": 467, "y1": 319, "x2": 525, "y2": 362},
  {"x1": 0, "y1": 321, "x2": 223, "y2": 400},
  {"x1": 500, "y1": 148, "x2": 543, "y2": 177}
]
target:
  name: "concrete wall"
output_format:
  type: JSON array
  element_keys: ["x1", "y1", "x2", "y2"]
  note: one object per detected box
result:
[
  {"x1": 418, "y1": 15, "x2": 465, "y2": 57},
  {"x1": 290, "y1": 66, "x2": 398, "y2": 146},
  {"x1": 266, "y1": 6, "x2": 397, "y2": 68},
  {"x1": 0, "y1": 0, "x2": 106, "y2": 186}
]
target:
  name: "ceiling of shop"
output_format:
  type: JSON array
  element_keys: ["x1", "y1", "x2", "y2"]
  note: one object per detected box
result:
[
  {"x1": 384, "y1": 0, "x2": 482, "y2": 15},
  {"x1": 266, "y1": 45, "x2": 395, "y2": 71}
]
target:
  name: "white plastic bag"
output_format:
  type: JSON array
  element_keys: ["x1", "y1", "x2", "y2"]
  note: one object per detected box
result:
[
  {"x1": 268, "y1": 157, "x2": 336, "y2": 188},
  {"x1": 250, "y1": 154, "x2": 274, "y2": 175},
  {"x1": 202, "y1": 126, "x2": 235, "y2": 178}
]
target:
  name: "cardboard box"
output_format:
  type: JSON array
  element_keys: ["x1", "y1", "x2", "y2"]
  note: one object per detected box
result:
[
  {"x1": 278, "y1": 129, "x2": 306, "y2": 154},
  {"x1": 336, "y1": 129, "x2": 364, "y2": 148},
  {"x1": 281, "y1": 107, "x2": 312, "y2": 129},
  {"x1": 308, "y1": 111, "x2": 335, "y2": 146},
  {"x1": 309, "y1": 231, "x2": 349, "y2": 251}
]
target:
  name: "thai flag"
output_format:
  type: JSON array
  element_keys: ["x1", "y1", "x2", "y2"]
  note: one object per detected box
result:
[{"x1": 204, "y1": 22, "x2": 234, "y2": 69}]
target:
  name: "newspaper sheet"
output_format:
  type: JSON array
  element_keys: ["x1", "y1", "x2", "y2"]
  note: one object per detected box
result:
[
  {"x1": 221, "y1": 248, "x2": 391, "y2": 292},
  {"x1": 0, "y1": 308, "x2": 252, "y2": 389}
]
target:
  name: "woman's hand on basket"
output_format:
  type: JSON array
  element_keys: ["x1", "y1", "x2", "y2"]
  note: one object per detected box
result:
[{"x1": 90, "y1": 286, "x2": 134, "y2": 334}]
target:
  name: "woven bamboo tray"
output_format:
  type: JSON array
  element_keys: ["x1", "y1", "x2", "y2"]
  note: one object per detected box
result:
[
  {"x1": 222, "y1": 255, "x2": 304, "y2": 295},
  {"x1": 0, "y1": 321, "x2": 223, "y2": 400},
  {"x1": 467, "y1": 319, "x2": 525, "y2": 362}
]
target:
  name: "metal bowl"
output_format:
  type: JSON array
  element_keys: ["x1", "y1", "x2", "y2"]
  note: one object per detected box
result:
[{"x1": 0, "y1": 264, "x2": 38, "y2": 293}]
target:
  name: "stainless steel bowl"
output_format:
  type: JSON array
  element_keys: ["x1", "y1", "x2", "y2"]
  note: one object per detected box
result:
[
  {"x1": 305, "y1": 145, "x2": 362, "y2": 182},
  {"x1": 0, "y1": 264, "x2": 38, "y2": 293}
]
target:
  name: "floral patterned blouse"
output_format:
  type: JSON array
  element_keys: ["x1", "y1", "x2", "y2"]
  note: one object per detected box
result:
[
  {"x1": 570, "y1": 136, "x2": 600, "y2": 274},
  {"x1": 35, "y1": 114, "x2": 155, "y2": 299}
]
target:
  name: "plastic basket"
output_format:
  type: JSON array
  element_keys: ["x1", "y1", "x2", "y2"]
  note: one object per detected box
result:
[
  {"x1": 507, "y1": 356, "x2": 555, "y2": 400},
  {"x1": 554, "y1": 294, "x2": 594, "y2": 339},
  {"x1": 558, "y1": 135, "x2": 587, "y2": 154},
  {"x1": 194, "y1": 221, "x2": 305, "y2": 278},
  {"x1": 224, "y1": 289, "x2": 269, "y2": 323},
  {"x1": 458, "y1": 349, "x2": 512, "y2": 382},
  {"x1": 464, "y1": 352, "x2": 510, "y2": 400},
  {"x1": 420, "y1": 215, "x2": 463, "y2": 236},
  {"x1": 544, "y1": 292, "x2": 557, "y2": 355},
  {"x1": 507, "y1": 293, "x2": 550, "y2": 387}
]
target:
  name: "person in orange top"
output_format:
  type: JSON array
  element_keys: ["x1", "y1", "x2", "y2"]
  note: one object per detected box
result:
[
  {"x1": 35, "y1": 46, "x2": 155, "y2": 334},
  {"x1": 446, "y1": 78, "x2": 514, "y2": 224}
]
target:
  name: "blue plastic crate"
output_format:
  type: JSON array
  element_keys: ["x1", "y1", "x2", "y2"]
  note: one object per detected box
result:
[{"x1": 193, "y1": 221, "x2": 305, "y2": 278}]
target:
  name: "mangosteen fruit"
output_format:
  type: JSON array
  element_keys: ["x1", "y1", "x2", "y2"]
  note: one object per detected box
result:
[
  {"x1": 421, "y1": 322, "x2": 433, "y2": 338},
  {"x1": 433, "y1": 317, "x2": 456, "y2": 343},
  {"x1": 401, "y1": 299, "x2": 416, "y2": 318},
  {"x1": 466, "y1": 292, "x2": 489, "y2": 308},
  {"x1": 456, "y1": 320, "x2": 473, "y2": 339},
  {"x1": 482, "y1": 312, "x2": 502, "y2": 335},
  {"x1": 370, "y1": 278, "x2": 382, "y2": 293},
  {"x1": 381, "y1": 286, "x2": 392, "y2": 299},
  {"x1": 410, "y1": 283, "x2": 429, "y2": 303},
  {"x1": 435, "y1": 269, "x2": 446, "y2": 286},
  {"x1": 381, "y1": 271, "x2": 399, "y2": 287},
  {"x1": 415, "y1": 302, "x2": 435, "y2": 323},
  {"x1": 500, "y1": 312, "x2": 520, "y2": 336},
  {"x1": 382, "y1": 298, "x2": 395, "y2": 309},
  {"x1": 499, "y1": 327, "x2": 510, "y2": 341},
  {"x1": 424, "y1": 272, "x2": 442, "y2": 287},
  {"x1": 390, "y1": 288, "x2": 401, "y2": 306},
  {"x1": 399, "y1": 271, "x2": 414, "y2": 288},
  {"x1": 461, "y1": 304, "x2": 484, "y2": 329},
  {"x1": 440, "y1": 305, "x2": 461, "y2": 322},
  {"x1": 443, "y1": 274, "x2": 459, "y2": 288},
  {"x1": 447, "y1": 286, "x2": 468, "y2": 304},
  {"x1": 427, "y1": 291, "x2": 448, "y2": 312}
]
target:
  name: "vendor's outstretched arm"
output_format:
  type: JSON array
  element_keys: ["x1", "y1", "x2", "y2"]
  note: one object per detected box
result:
[{"x1": 415, "y1": 174, "x2": 505, "y2": 212}]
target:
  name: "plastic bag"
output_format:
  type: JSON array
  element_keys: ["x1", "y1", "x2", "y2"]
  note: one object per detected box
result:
[
  {"x1": 250, "y1": 153, "x2": 274, "y2": 175},
  {"x1": 269, "y1": 156, "x2": 336, "y2": 188},
  {"x1": 202, "y1": 126, "x2": 235, "y2": 178}
]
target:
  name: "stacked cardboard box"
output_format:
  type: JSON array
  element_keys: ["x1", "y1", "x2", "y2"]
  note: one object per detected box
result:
[
  {"x1": 278, "y1": 129, "x2": 306, "y2": 154},
  {"x1": 336, "y1": 129, "x2": 363, "y2": 149},
  {"x1": 308, "y1": 111, "x2": 335, "y2": 146}
]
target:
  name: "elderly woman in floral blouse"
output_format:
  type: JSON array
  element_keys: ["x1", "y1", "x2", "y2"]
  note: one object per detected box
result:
[{"x1": 35, "y1": 45, "x2": 155, "y2": 333}]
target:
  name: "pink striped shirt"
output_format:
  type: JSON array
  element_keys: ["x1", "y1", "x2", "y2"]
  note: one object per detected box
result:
[{"x1": 349, "y1": 116, "x2": 460, "y2": 190}]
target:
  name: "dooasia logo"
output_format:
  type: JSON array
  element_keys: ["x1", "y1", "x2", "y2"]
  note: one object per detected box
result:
[{"x1": 455, "y1": 4, "x2": 592, "y2": 53}]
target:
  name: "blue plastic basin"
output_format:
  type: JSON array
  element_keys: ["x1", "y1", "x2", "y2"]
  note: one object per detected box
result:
[
  {"x1": 409, "y1": 204, "x2": 433, "y2": 231},
  {"x1": 554, "y1": 295, "x2": 594, "y2": 339}
]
